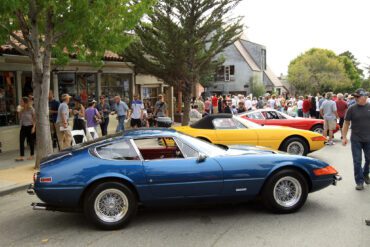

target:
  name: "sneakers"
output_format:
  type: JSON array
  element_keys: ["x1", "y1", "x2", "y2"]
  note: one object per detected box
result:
[
  {"x1": 364, "y1": 176, "x2": 370, "y2": 185},
  {"x1": 356, "y1": 184, "x2": 364, "y2": 190},
  {"x1": 325, "y1": 141, "x2": 335, "y2": 146}
]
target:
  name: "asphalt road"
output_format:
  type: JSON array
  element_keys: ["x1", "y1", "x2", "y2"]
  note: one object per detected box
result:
[{"x1": 1, "y1": 135, "x2": 369, "y2": 247}]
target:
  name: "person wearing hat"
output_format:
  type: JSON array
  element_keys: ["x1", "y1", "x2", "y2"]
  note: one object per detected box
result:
[
  {"x1": 342, "y1": 88, "x2": 370, "y2": 190},
  {"x1": 56, "y1": 93, "x2": 72, "y2": 150}
]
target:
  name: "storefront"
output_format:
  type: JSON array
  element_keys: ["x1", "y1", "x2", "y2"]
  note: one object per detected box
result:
[{"x1": 0, "y1": 48, "x2": 136, "y2": 152}]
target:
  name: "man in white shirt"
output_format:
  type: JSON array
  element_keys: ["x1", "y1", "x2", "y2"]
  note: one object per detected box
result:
[
  {"x1": 245, "y1": 96, "x2": 252, "y2": 111},
  {"x1": 130, "y1": 94, "x2": 144, "y2": 128},
  {"x1": 297, "y1": 96, "x2": 304, "y2": 117}
]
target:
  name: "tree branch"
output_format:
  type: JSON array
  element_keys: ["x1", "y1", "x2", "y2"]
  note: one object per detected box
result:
[{"x1": 8, "y1": 40, "x2": 31, "y2": 57}]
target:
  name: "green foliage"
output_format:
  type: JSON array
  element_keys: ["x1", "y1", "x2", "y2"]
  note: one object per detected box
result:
[
  {"x1": 339, "y1": 51, "x2": 364, "y2": 78},
  {"x1": 250, "y1": 74, "x2": 265, "y2": 97},
  {"x1": 288, "y1": 48, "x2": 352, "y2": 94},
  {"x1": 124, "y1": 0, "x2": 243, "y2": 92},
  {"x1": 0, "y1": 0, "x2": 154, "y2": 64}
]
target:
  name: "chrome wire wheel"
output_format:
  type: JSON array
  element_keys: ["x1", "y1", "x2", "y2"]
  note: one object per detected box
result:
[
  {"x1": 273, "y1": 176, "x2": 302, "y2": 208},
  {"x1": 94, "y1": 189, "x2": 129, "y2": 223},
  {"x1": 286, "y1": 141, "x2": 304, "y2": 155}
]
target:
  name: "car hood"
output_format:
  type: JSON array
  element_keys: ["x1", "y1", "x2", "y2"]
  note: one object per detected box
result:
[{"x1": 226, "y1": 145, "x2": 278, "y2": 155}]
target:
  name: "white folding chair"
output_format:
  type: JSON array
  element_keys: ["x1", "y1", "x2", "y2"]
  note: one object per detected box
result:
[
  {"x1": 87, "y1": 127, "x2": 99, "y2": 140},
  {"x1": 71, "y1": 130, "x2": 87, "y2": 146}
]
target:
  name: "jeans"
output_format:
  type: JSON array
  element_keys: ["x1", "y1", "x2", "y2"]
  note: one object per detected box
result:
[
  {"x1": 19, "y1": 125, "x2": 34, "y2": 157},
  {"x1": 116, "y1": 115, "x2": 126, "y2": 133},
  {"x1": 100, "y1": 117, "x2": 110, "y2": 136},
  {"x1": 351, "y1": 140, "x2": 370, "y2": 185}
]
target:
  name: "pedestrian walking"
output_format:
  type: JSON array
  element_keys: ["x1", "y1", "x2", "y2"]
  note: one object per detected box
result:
[
  {"x1": 211, "y1": 94, "x2": 218, "y2": 114},
  {"x1": 97, "y1": 95, "x2": 111, "y2": 136},
  {"x1": 130, "y1": 94, "x2": 144, "y2": 128},
  {"x1": 85, "y1": 100, "x2": 101, "y2": 132},
  {"x1": 297, "y1": 96, "x2": 304, "y2": 117},
  {"x1": 302, "y1": 96, "x2": 311, "y2": 118},
  {"x1": 111, "y1": 95, "x2": 129, "y2": 132},
  {"x1": 320, "y1": 92, "x2": 338, "y2": 145},
  {"x1": 342, "y1": 88, "x2": 370, "y2": 190},
  {"x1": 48, "y1": 91, "x2": 60, "y2": 148},
  {"x1": 72, "y1": 96, "x2": 87, "y2": 143},
  {"x1": 15, "y1": 97, "x2": 35, "y2": 161},
  {"x1": 56, "y1": 94, "x2": 72, "y2": 150},
  {"x1": 153, "y1": 94, "x2": 168, "y2": 118},
  {"x1": 335, "y1": 93, "x2": 348, "y2": 139}
]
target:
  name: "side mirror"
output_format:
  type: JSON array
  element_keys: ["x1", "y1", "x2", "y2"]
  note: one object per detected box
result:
[{"x1": 197, "y1": 153, "x2": 207, "y2": 163}]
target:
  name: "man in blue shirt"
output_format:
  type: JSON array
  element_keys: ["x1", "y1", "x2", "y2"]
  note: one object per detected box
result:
[{"x1": 111, "y1": 95, "x2": 129, "y2": 132}]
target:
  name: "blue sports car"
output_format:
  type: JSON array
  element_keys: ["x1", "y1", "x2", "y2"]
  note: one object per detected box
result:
[{"x1": 28, "y1": 129, "x2": 341, "y2": 230}]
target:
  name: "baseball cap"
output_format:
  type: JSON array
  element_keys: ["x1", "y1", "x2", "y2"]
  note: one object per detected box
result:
[
  {"x1": 353, "y1": 88, "x2": 369, "y2": 97},
  {"x1": 61, "y1": 94, "x2": 72, "y2": 100}
]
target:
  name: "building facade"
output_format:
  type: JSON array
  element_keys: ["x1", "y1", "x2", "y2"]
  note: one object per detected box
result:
[
  {"x1": 0, "y1": 47, "x2": 169, "y2": 152},
  {"x1": 210, "y1": 38, "x2": 286, "y2": 96}
]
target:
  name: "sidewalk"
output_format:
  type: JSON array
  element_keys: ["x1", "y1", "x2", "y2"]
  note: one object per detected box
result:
[{"x1": 0, "y1": 150, "x2": 35, "y2": 196}]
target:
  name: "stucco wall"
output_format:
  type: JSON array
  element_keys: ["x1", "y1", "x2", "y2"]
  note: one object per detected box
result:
[
  {"x1": 240, "y1": 40, "x2": 265, "y2": 69},
  {"x1": 212, "y1": 44, "x2": 254, "y2": 94}
]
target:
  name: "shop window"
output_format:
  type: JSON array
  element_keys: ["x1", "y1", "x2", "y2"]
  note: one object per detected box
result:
[
  {"x1": 58, "y1": 73, "x2": 77, "y2": 98},
  {"x1": 21, "y1": 72, "x2": 33, "y2": 97},
  {"x1": 0, "y1": 72, "x2": 17, "y2": 126},
  {"x1": 77, "y1": 73, "x2": 97, "y2": 106},
  {"x1": 101, "y1": 74, "x2": 131, "y2": 104},
  {"x1": 142, "y1": 87, "x2": 159, "y2": 108}
]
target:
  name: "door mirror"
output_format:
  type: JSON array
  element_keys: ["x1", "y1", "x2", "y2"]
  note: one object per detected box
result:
[{"x1": 197, "y1": 153, "x2": 207, "y2": 163}]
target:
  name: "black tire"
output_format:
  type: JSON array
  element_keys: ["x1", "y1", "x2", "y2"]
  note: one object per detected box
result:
[
  {"x1": 262, "y1": 169, "x2": 308, "y2": 214},
  {"x1": 83, "y1": 182, "x2": 137, "y2": 230},
  {"x1": 311, "y1": 124, "x2": 324, "y2": 134},
  {"x1": 281, "y1": 136, "x2": 309, "y2": 156}
]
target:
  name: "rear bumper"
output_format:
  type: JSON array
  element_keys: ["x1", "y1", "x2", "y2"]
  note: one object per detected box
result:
[{"x1": 311, "y1": 174, "x2": 341, "y2": 192}]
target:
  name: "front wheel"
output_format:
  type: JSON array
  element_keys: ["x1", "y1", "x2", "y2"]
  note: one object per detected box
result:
[
  {"x1": 84, "y1": 182, "x2": 137, "y2": 230},
  {"x1": 281, "y1": 137, "x2": 309, "y2": 156},
  {"x1": 262, "y1": 169, "x2": 308, "y2": 213}
]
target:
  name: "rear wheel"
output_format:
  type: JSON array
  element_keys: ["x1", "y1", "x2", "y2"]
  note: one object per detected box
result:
[
  {"x1": 311, "y1": 124, "x2": 324, "y2": 134},
  {"x1": 262, "y1": 169, "x2": 308, "y2": 213},
  {"x1": 84, "y1": 182, "x2": 137, "y2": 230},
  {"x1": 281, "y1": 137, "x2": 309, "y2": 156}
]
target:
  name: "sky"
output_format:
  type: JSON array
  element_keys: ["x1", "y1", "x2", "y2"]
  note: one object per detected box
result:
[{"x1": 234, "y1": 0, "x2": 370, "y2": 77}]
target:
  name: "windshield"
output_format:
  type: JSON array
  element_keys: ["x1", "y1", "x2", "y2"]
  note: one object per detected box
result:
[
  {"x1": 233, "y1": 116, "x2": 262, "y2": 128},
  {"x1": 178, "y1": 133, "x2": 228, "y2": 157}
]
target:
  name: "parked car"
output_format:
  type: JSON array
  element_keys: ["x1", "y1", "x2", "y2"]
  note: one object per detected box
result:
[
  {"x1": 173, "y1": 114, "x2": 327, "y2": 156},
  {"x1": 28, "y1": 129, "x2": 341, "y2": 230},
  {"x1": 239, "y1": 109, "x2": 340, "y2": 134}
]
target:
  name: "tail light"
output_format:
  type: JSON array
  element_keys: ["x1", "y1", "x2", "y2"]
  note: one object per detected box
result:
[
  {"x1": 39, "y1": 177, "x2": 52, "y2": 183},
  {"x1": 313, "y1": 166, "x2": 338, "y2": 176},
  {"x1": 311, "y1": 136, "x2": 327, "y2": 141}
]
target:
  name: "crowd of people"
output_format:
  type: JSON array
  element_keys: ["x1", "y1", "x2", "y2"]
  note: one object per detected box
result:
[{"x1": 15, "y1": 92, "x2": 169, "y2": 160}]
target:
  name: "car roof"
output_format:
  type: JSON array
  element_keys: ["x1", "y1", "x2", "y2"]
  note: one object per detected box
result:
[
  {"x1": 122, "y1": 128, "x2": 178, "y2": 139},
  {"x1": 190, "y1": 114, "x2": 233, "y2": 129}
]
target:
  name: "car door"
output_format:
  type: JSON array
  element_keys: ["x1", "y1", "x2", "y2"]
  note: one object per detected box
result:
[
  {"x1": 135, "y1": 137, "x2": 223, "y2": 199},
  {"x1": 213, "y1": 118, "x2": 258, "y2": 146}
]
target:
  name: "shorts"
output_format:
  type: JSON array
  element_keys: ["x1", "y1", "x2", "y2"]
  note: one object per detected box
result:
[
  {"x1": 324, "y1": 119, "x2": 337, "y2": 131},
  {"x1": 130, "y1": 118, "x2": 142, "y2": 128}
]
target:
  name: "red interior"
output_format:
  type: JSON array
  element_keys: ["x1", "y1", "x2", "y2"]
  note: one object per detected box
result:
[{"x1": 139, "y1": 147, "x2": 180, "y2": 160}]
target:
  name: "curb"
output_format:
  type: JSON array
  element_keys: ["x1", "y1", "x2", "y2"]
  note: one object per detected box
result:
[{"x1": 0, "y1": 183, "x2": 29, "y2": 197}]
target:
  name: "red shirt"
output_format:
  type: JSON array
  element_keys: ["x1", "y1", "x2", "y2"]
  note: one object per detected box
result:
[
  {"x1": 302, "y1": 99, "x2": 311, "y2": 113},
  {"x1": 212, "y1": 96, "x2": 218, "y2": 107},
  {"x1": 336, "y1": 99, "x2": 348, "y2": 118}
]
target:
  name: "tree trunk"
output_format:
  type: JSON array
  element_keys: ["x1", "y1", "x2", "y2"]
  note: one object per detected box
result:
[
  {"x1": 181, "y1": 84, "x2": 192, "y2": 126},
  {"x1": 33, "y1": 58, "x2": 53, "y2": 170}
]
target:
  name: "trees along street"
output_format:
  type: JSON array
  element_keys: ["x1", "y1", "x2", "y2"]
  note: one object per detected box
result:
[
  {"x1": 287, "y1": 48, "x2": 355, "y2": 94},
  {"x1": 124, "y1": 0, "x2": 243, "y2": 125},
  {"x1": 0, "y1": 0, "x2": 154, "y2": 168}
]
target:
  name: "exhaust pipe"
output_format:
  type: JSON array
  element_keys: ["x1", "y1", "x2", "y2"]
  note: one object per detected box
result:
[{"x1": 31, "y1": 202, "x2": 48, "y2": 210}]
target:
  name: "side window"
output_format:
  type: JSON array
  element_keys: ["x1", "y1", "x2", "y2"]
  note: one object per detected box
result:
[
  {"x1": 175, "y1": 138, "x2": 199, "y2": 158},
  {"x1": 212, "y1": 118, "x2": 238, "y2": 129},
  {"x1": 276, "y1": 112, "x2": 286, "y2": 119},
  {"x1": 248, "y1": 112, "x2": 264, "y2": 120},
  {"x1": 266, "y1": 111, "x2": 279, "y2": 119},
  {"x1": 134, "y1": 137, "x2": 185, "y2": 160},
  {"x1": 96, "y1": 140, "x2": 139, "y2": 160}
]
